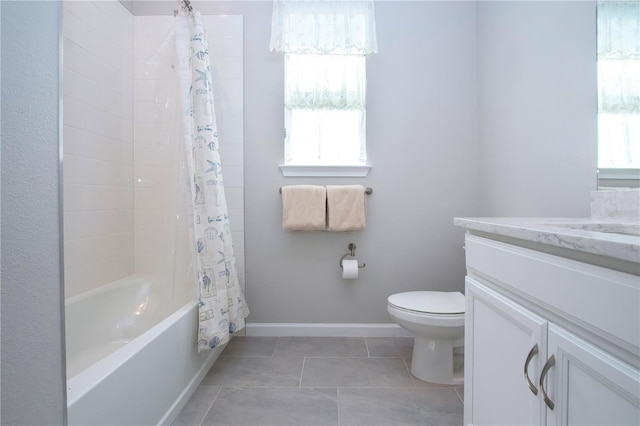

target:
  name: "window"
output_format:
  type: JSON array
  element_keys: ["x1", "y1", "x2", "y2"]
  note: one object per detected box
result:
[
  {"x1": 597, "y1": 1, "x2": 640, "y2": 173},
  {"x1": 270, "y1": 0, "x2": 377, "y2": 174},
  {"x1": 284, "y1": 53, "x2": 366, "y2": 166}
]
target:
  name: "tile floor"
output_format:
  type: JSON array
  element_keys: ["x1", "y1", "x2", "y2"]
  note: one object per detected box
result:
[{"x1": 171, "y1": 336, "x2": 464, "y2": 426}]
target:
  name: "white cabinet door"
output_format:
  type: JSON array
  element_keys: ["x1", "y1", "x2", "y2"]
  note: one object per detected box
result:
[
  {"x1": 545, "y1": 325, "x2": 640, "y2": 426},
  {"x1": 465, "y1": 278, "x2": 548, "y2": 426}
]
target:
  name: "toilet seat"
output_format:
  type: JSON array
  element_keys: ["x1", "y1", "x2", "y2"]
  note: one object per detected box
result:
[{"x1": 388, "y1": 291, "x2": 465, "y2": 315}]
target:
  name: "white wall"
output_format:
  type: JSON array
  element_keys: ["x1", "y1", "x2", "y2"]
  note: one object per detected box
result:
[
  {"x1": 1, "y1": 1, "x2": 67, "y2": 424},
  {"x1": 477, "y1": 0, "x2": 597, "y2": 217},
  {"x1": 63, "y1": 0, "x2": 135, "y2": 298}
]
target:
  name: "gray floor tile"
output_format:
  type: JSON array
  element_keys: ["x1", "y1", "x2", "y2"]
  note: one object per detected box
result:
[
  {"x1": 339, "y1": 388, "x2": 463, "y2": 426},
  {"x1": 201, "y1": 356, "x2": 303, "y2": 387},
  {"x1": 171, "y1": 385, "x2": 220, "y2": 426},
  {"x1": 201, "y1": 387, "x2": 339, "y2": 426},
  {"x1": 221, "y1": 336, "x2": 278, "y2": 357},
  {"x1": 301, "y1": 357, "x2": 414, "y2": 388},
  {"x1": 273, "y1": 336, "x2": 368, "y2": 357},
  {"x1": 365, "y1": 337, "x2": 414, "y2": 358}
]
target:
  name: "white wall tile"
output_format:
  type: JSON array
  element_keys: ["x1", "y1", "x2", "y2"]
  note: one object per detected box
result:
[
  {"x1": 220, "y1": 120, "x2": 243, "y2": 145},
  {"x1": 134, "y1": 124, "x2": 169, "y2": 146},
  {"x1": 64, "y1": 10, "x2": 244, "y2": 299},
  {"x1": 65, "y1": 210, "x2": 133, "y2": 241},
  {"x1": 135, "y1": 230, "x2": 166, "y2": 254},
  {"x1": 134, "y1": 35, "x2": 167, "y2": 59},
  {"x1": 134, "y1": 79, "x2": 168, "y2": 101},
  {"x1": 224, "y1": 187, "x2": 244, "y2": 211},
  {"x1": 63, "y1": 126, "x2": 133, "y2": 165},
  {"x1": 63, "y1": 9, "x2": 84, "y2": 44},
  {"x1": 227, "y1": 210, "x2": 244, "y2": 233},
  {"x1": 222, "y1": 36, "x2": 243, "y2": 58},
  {"x1": 63, "y1": 0, "x2": 134, "y2": 284},
  {"x1": 82, "y1": 185, "x2": 133, "y2": 211},
  {"x1": 231, "y1": 231, "x2": 244, "y2": 254},
  {"x1": 64, "y1": 254, "x2": 135, "y2": 298},
  {"x1": 222, "y1": 165, "x2": 243, "y2": 188},
  {"x1": 135, "y1": 187, "x2": 165, "y2": 210},
  {"x1": 63, "y1": 154, "x2": 85, "y2": 184},
  {"x1": 134, "y1": 209, "x2": 164, "y2": 232},
  {"x1": 220, "y1": 144, "x2": 243, "y2": 167},
  {"x1": 134, "y1": 253, "x2": 163, "y2": 275},
  {"x1": 135, "y1": 100, "x2": 171, "y2": 123},
  {"x1": 207, "y1": 36, "x2": 224, "y2": 59},
  {"x1": 63, "y1": 183, "x2": 85, "y2": 212},
  {"x1": 134, "y1": 16, "x2": 174, "y2": 37},
  {"x1": 63, "y1": 39, "x2": 103, "y2": 84},
  {"x1": 134, "y1": 58, "x2": 177, "y2": 80}
]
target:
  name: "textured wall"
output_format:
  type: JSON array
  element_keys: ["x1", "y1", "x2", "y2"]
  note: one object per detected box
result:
[{"x1": 1, "y1": 1, "x2": 67, "y2": 424}]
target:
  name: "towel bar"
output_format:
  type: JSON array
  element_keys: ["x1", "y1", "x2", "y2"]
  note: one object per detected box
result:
[{"x1": 279, "y1": 187, "x2": 373, "y2": 194}]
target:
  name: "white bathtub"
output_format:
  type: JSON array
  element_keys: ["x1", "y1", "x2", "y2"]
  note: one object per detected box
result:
[{"x1": 66, "y1": 275, "x2": 224, "y2": 425}]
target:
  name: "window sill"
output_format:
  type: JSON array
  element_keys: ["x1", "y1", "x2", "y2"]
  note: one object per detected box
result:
[
  {"x1": 598, "y1": 168, "x2": 640, "y2": 180},
  {"x1": 279, "y1": 164, "x2": 371, "y2": 177}
]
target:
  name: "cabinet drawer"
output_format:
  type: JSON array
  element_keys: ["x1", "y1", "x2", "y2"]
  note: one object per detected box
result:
[{"x1": 465, "y1": 234, "x2": 640, "y2": 350}]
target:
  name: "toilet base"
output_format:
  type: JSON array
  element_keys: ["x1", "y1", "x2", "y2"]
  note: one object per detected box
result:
[{"x1": 410, "y1": 336, "x2": 464, "y2": 385}]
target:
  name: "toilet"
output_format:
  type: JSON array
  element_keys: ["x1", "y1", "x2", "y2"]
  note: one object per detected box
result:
[{"x1": 387, "y1": 291, "x2": 465, "y2": 385}]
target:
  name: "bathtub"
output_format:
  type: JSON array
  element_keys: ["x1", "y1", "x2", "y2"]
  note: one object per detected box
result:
[{"x1": 66, "y1": 275, "x2": 224, "y2": 425}]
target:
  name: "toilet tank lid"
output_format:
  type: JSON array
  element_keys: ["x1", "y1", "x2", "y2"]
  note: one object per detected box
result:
[{"x1": 388, "y1": 291, "x2": 465, "y2": 314}]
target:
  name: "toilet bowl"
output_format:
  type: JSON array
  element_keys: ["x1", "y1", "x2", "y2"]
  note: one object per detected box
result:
[{"x1": 387, "y1": 291, "x2": 465, "y2": 385}]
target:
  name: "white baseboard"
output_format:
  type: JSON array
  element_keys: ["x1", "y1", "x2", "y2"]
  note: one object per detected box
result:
[{"x1": 245, "y1": 323, "x2": 412, "y2": 337}]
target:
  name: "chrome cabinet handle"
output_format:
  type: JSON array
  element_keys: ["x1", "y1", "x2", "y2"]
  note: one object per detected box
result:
[
  {"x1": 523, "y1": 343, "x2": 539, "y2": 395},
  {"x1": 540, "y1": 354, "x2": 556, "y2": 410}
]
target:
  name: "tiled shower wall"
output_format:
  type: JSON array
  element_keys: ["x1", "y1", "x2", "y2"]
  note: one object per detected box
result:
[
  {"x1": 63, "y1": 0, "x2": 245, "y2": 300},
  {"x1": 63, "y1": 0, "x2": 135, "y2": 298},
  {"x1": 133, "y1": 15, "x2": 246, "y2": 299}
]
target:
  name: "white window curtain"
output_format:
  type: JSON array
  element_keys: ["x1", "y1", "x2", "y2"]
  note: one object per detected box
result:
[
  {"x1": 597, "y1": 1, "x2": 640, "y2": 169},
  {"x1": 269, "y1": 0, "x2": 378, "y2": 55},
  {"x1": 285, "y1": 53, "x2": 366, "y2": 110},
  {"x1": 271, "y1": 0, "x2": 376, "y2": 111}
]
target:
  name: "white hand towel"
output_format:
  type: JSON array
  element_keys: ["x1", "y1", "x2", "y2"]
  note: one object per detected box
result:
[
  {"x1": 327, "y1": 185, "x2": 366, "y2": 232},
  {"x1": 281, "y1": 185, "x2": 327, "y2": 231}
]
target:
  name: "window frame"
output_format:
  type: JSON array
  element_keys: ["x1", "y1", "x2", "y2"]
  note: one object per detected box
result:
[{"x1": 280, "y1": 52, "x2": 371, "y2": 177}]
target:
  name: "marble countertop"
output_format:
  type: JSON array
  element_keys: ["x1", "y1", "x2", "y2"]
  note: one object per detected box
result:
[{"x1": 454, "y1": 217, "x2": 640, "y2": 264}]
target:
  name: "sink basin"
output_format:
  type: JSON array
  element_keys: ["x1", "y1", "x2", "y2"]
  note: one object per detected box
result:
[{"x1": 539, "y1": 222, "x2": 640, "y2": 237}]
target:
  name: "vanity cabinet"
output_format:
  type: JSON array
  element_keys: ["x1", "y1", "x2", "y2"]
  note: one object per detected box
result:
[{"x1": 463, "y1": 234, "x2": 640, "y2": 426}]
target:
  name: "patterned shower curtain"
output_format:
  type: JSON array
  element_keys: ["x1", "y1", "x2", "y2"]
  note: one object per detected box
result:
[{"x1": 176, "y1": 10, "x2": 249, "y2": 352}]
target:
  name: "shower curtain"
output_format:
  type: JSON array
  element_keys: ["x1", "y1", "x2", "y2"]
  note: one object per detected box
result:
[{"x1": 176, "y1": 10, "x2": 249, "y2": 352}]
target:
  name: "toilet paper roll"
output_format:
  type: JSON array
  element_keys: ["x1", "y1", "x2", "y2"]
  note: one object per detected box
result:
[{"x1": 342, "y1": 259, "x2": 359, "y2": 280}]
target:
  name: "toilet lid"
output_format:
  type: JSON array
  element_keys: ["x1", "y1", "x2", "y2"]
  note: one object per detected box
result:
[{"x1": 388, "y1": 291, "x2": 465, "y2": 314}]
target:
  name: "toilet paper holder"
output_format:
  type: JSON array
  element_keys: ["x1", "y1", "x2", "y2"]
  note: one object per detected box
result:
[{"x1": 339, "y1": 243, "x2": 366, "y2": 270}]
